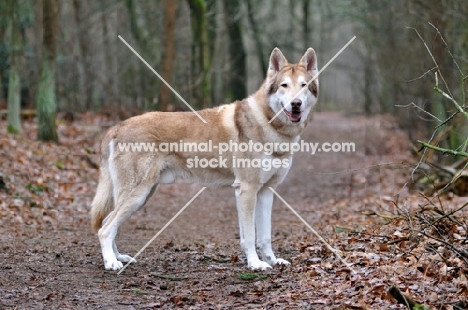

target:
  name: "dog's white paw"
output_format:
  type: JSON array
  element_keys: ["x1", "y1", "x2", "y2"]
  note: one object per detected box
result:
[
  {"x1": 104, "y1": 258, "x2": 123, "y2": 270},
  {"x1": 117, "y1": 254, "x2": 136, "y2": 263},
  {"x1": 249, "y1": 260, "x2": 272, "y2": 270},
  {"x1": 263, "y1": 255, "x2": 290, "y2": 266},
  {"x1": 274, "y1": 258, "x2": 290, "y2": 266}
]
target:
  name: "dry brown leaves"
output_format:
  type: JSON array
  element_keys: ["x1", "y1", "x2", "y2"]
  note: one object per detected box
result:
[{"x1": 0, "y1": 112, "x2": 467, "y2": 309}]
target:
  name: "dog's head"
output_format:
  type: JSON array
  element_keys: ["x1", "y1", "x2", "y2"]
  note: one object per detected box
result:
[{"x1": 265, "y1": 48, "x2": 319, "y2": 125}]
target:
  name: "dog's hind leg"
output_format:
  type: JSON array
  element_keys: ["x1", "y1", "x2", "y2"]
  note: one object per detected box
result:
[
  {"x1": 102, "y1": 211, "x2": 137, "y2": 263},
  {"x1": 99, "y1": 181, "x2": 158, "y2": 270},
  {"x1": 98, "y1": 152, "x2": 160, "y2": 270},
  {"x1": 256, "y1": 187, "x2": 290, "y2": 266},
  {"x1": 101, "y1": 182, "x2": 159, "y2": 265},
  {"x1": 113, "y1": 240, "x2": 136, "y2": 263}
]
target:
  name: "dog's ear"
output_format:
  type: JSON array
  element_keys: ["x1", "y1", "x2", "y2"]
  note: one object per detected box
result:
[
  {"x1": 268, "y1": 48, "x2": 287, "y2": 75},
  {"x1": 299, "y1": 48, "x2": 318, "y2": 74}
]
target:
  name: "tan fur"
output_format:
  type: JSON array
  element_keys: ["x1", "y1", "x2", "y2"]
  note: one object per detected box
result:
[{"x1": 90, "y1": 47, "x2": 319, "y2": 270}]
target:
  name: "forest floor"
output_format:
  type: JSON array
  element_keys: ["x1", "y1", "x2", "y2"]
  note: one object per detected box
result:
[{"x1": 0, "y1": 111, "x2": 467, "y2": 309}]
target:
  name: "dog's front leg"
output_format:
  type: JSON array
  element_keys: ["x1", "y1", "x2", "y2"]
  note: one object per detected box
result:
[
  {"x1": 256, "y1": 187, "x2": 290, "y2": 266},
  {"x1": 234, "y1": 182, "x2": 271, "y2": 270}
]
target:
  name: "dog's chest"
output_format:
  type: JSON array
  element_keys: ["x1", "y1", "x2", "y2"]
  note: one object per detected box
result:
[{"x1": 258, "y1": 153, "x2": 291, "y2": 184}]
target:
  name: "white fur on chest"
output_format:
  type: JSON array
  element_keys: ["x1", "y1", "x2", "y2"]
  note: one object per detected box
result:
[{"x1": 259, "y1": 154, "x2": 291, "y2": 185}]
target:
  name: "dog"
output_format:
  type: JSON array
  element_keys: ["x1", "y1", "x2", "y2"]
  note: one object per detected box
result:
[{"x1": 90, "y1": 47, "x2": 319, "y2": 270}]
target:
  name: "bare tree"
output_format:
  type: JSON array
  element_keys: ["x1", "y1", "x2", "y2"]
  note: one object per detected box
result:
[
  {"x1": 99, "y1": 0, "x2": 118, "y2": 106},
  {"x1": 6, "y1": 0, "x2": 22, "y2": 133},
  {"x1": 73, "y1": 0, "x2": 95, "y2": 110},
  {"x1": 37, "y1": 0, "x2": 59, "y2": 142},
  {"x1": 188, "y1": 0, "x2": 211, "y2": 108},
  {"x1": 245, "y1": 0, "x2": 266, "y2": 77},
  {"x1": 223, "y1": 0, "x2": 246, "y2": 101},
  {"x1": 159, "y1": 0, "x2": 177, "y2": 111}
]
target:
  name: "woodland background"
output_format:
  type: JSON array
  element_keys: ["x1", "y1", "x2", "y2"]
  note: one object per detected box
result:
[{"x1": 1, "y1": 0, "x2": 467, "y2": 144}]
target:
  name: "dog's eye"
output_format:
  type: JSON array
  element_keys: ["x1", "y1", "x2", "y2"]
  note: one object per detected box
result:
[
  {"x1": 301, "y1": 83, "x2": 307, "y2": 87},
  {"x1": 281, "y1": 83, "x2": 288, "y2": 88}
]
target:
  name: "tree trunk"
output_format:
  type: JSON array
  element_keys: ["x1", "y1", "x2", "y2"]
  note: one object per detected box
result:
[
  {"x1": 246, "y1": 0, "x2": 266, "y2": 77},
  {"x1": 188, "y1": 0, "x2": 211, "y2": 109},
  {"x1": 7, "y1": 0, "x2": 22, "y2": 134},
  {"x1": 364, "y1": 56, "x2": 373, "y2": 115},
  {"x1": 37, "y1": 0, "x2": 58, "y2": 142},
  {"x1": 125, "y1": 0, "x2": 149, "y2": 108},
  {"x1": 302, "y1": 0, "x2": 309, "y2": 50},
  {"x1": 223, "y1": 0, "x2": 246, "y2": 101},
  {"x1": 72, "y1": 0, "x2": 86, "y2": 110},
  {"x1": 73, "y1": 0, "x2": 94, "y2": 110},
  {"x1": 159, "y1": 0, "x2": 177, "y2": 111},
  {"x1": 99, "y1": 0, "x2": 119, "y2": 106}
]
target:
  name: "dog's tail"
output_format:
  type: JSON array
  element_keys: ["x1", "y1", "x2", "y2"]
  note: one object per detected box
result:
[
  {"x1": 90, "y1": 165, "x2": 114, "y2": 232},
  {"x1": 90, "y1": 141, "x2": 115, "y2": 233}
]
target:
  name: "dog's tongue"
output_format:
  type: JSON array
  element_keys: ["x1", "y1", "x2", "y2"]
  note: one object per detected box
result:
[{"x1": 284, "y1": 110, "x2": 302, "y2": 122}]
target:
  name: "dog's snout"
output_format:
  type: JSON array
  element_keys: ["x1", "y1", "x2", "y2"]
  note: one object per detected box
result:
[{"x1": 291, "y1": 99, "x2": 302, "y2": 109}]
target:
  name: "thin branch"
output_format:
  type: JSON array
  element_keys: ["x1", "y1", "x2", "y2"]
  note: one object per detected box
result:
[
  {"x1": 432, "y1": 201, "x2": 468, "y2": 226},
  {"x1": 433, "y1": 85, "x2": 468, "y2": 117},
  {"x1": 433, "y1": 160, "x2": 468, "y2": 198},
  {"x1": 406, "y1": 26, "x2": 453, "y2": 99},
  {"x1": 405, "y1": 66, "x2": 437, "y2": 83},
  {"x1": 428, "y1": 22, "x2": 465, "y2": 79},
  {"x1": 417, "y1": 140, "x2": 468, "y2": 158},
  {"x1": 426, "y1": 25, "x2": 468, "y2": 150},
  {"x1": 438, "y1": 111, "x2": 459, "y2": 129},
  {"x1": 412, "y1": 126, "x2": 444, "y2": 180},
  {"x1": 395, "y1": 102, "x2": 442, "y2": 122},
  {"x1": 389, "y1": 286, "x2": 417, "y2": 309},
  {"x1": 420, "y1": 231, "x2": 468, "y2": 264}
]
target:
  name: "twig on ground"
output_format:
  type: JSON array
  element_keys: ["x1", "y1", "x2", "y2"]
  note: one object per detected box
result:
[
  {"x1": 432, "y1": 201, "x2": 468, "y2": 226},
  {"x1": 150, "y1": 273, "x2": 188, "y2": 281},
  {"x1": 419, "y1": 231, "x2": 468, "y2": 264},
  {"x1": 203, "y1": 255, "x2": 230, "y2": 263},
  {"x1": 388, "y1": 285, "x2": 418, "y2": 309}
]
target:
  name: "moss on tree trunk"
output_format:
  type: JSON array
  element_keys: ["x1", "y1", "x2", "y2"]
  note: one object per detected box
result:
[
  {"x1": 37, "y1": 0, "x2": 58, "y2": 142},
  {"x1": 37, "y1": 58, "x2": 58, "y2": 142}
]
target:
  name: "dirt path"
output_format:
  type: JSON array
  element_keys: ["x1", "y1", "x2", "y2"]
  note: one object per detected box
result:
[{"x1": 1, "y1": 112, "x2": 464, "y2": 309}]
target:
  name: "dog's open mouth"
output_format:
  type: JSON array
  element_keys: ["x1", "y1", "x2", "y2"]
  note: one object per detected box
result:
[{"x1": 282, "y1": 104, "x2": 302, "y2": 123}]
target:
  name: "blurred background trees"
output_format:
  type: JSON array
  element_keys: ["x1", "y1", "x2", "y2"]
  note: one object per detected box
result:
[{"x1": 0, "y1": 0, "x2": 467, "y2": 144}]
